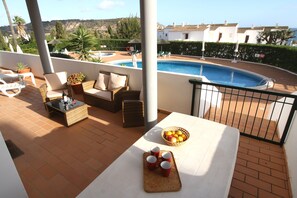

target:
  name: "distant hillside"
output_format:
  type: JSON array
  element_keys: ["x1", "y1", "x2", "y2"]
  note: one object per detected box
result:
[{"x1": 0, "y1": 18, "x2": 125, "y2": 34}]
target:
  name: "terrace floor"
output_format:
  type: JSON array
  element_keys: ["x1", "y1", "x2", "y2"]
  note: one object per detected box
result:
[{"x1": 1, "y1": 54, "x2": 295, "y2": 197}]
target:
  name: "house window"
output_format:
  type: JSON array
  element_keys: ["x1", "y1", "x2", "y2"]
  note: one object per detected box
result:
[
  {"x1": 184, "y1": 33, "x2": 189, "y2": 40},
  {"x1": 217, "y1": 33, "x2": 222, "y2": 42},
  {"x1": 245, "y1": 35, "x2": 250, "y2": 43},
  {"x1": 165, "y1": 33, "x2": 168, "y2": 37}
]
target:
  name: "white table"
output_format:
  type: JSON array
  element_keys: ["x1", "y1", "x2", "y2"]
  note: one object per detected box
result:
[
  {"x1": 78, "y1": 112, "x2": 239, "y2": 198},
  {"x1": 0, "y1": 132, "x2": 28, "y2": 198}
]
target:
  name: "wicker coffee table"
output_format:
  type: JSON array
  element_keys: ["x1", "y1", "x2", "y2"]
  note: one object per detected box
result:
[{"x1": 46, "y1": 99, "x2": 88, "y2": 126}]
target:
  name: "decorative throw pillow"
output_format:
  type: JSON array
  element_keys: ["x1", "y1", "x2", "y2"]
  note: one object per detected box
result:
[
  {"x1": 44, "y1": 71, "x2": 67, "y2": 91},
  {"x1": 94, "y1": 73, "x2": 110, "y2": 90},
  {"x1": 108, "y1": 73, "x2": 127, "y2": 90}
]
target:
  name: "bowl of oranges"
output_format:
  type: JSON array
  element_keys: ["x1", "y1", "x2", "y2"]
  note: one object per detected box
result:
[{"x1": 161, "y1": 126, "x2": 190, "y2": 146}]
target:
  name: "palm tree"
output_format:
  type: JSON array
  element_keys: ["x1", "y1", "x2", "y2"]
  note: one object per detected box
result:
[
  {"x1": 13, "y1": 16, "x2": 28, "y2": 40},
  {"x1": 68, "y1": 26, "x2": 94, "y2": 60},
  {"x1": 2, "y1": 0, "x2": 17, "y2": 48}
]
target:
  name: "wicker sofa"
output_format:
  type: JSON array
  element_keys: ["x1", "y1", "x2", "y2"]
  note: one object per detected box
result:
[{"x1": 82, "y1": 71, "x2": 129, "y2": 112}]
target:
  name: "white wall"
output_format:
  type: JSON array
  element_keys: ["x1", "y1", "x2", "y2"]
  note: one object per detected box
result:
[
  {"x1": 168, "y1": 32, "x2": 183, "y2": 41},
  {"x1": 266, "y1": 96, "x2": 295, "y2": 138},
  {"x1": 265, "y1": 91, "x2": 297, "y2": 197},
  {"x1": 238, "y1": 30, "x2": 262, "y2": 44},
  {"x1": 189, "y1": 31, "x2": 204, "y2": 41},
  {"x1": 284, "y1": 111, "x2": 297, "y2": 197}
]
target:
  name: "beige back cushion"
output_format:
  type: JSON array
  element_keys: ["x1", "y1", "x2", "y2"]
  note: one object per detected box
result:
[
  {"x1": 44, "y1": 71, "x2": 67, "y2": 91},
  {"x1": 108, "y1": 73, "x2": 127, "y2": 90},
  {"x1": 94, "y1": 73, "x2": 110, "y2": 90}
]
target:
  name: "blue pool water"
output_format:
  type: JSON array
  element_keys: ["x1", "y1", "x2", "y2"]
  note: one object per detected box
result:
[{"x1": 115, "y1": 60, "x2": 268, "y2": 88}]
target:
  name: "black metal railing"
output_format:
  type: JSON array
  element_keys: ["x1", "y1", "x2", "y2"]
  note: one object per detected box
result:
[{"x1": 189, "y1": 79, "x2": 297, "y2": 146}]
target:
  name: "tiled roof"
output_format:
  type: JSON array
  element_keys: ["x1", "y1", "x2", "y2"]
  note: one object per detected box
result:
[
  {"x1": 169, "y1": 25, "x2": 209, "y2": 32},
  {"x1": 237, "y1": 27, "x2": 264, "y2": 33},
  {"x1": 165, "y1": 23, "x2": 238, "y2": 32}
]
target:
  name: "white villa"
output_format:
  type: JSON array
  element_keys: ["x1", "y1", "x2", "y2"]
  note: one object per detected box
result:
[{"x1": 157, "y1": 21, "x2": 289, "y2": 44}]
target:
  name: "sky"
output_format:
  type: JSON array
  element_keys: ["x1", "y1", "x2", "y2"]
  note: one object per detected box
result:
[{"x1": 0, "y1": 0, "x2": 296, "y2": 28}]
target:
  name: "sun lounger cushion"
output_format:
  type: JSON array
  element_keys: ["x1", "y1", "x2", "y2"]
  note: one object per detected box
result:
[
  {"x1": 44, "y1": 72, "x2": 67, "y2": 91},
  {"x1": 94, "y1": 73, "x2": 110, "y2": 90},
  {"x1": 107, "y1": 73, "x2": 127, "y2": 90},
  {"x1": 0, "y1": 69, "x2": 14, "y2": 74}
]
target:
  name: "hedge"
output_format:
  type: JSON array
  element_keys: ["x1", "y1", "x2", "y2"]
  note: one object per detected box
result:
[{"x1": 161, "y1": 41, "x2": 297, "y2": 73}]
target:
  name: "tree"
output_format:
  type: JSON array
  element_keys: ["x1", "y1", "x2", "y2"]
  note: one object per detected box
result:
[
  {"x1": 68, "y1": 25, "x2": 94, "y2": 60},
  {"x1": 116, "y1": 16, "x2": 141, "y2": 39},
  {"x1": 50, "y1": 28, "x2": 57, "y2": 39},
  {"x1": 108, "y1": 25, "x2": 114, "y2": 38},
  {"x1": 0, "y1": 30, "x2": 8, "y2": 50},
  {"x1": 13, "y1": 16, "x2": 29, "y2": 41},
  {"x1": 2, "y1": 0, "x2": 17, "y2": 47},
  {"x1": 257, "y1": 29, "x2": 295, "y2": 45},
  {"x1": 55, "y1": 21, "x2": 65, "y2": 39}
]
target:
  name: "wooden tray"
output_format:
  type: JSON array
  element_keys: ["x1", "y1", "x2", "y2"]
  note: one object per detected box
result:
[{"x1": 143, "y1": 150, "x2": 182, "y2": 193}]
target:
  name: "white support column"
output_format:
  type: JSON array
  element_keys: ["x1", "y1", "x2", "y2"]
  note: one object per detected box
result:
[
  {"x1": 25, "y1": 0, "x2": 54, "y2": 74},
  {"x1": 140, "y1": 0, "x2": 158, "y2": 132}
]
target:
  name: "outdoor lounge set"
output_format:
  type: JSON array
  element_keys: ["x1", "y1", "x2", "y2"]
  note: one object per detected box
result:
[{"x1": 39, "y1": 70, "x2": 144, "y2": 127}]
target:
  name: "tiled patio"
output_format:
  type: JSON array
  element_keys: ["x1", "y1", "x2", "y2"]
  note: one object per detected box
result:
[{"x1": 0, "y1": 75, "x2": 292, "y2": 197}]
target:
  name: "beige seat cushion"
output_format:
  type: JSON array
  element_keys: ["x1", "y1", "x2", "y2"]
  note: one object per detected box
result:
[
  {"x1": 94, "y1": 73, "x2": 110, "y2": 90},
  {"x1": 44, "y1": 72, "x2": 67, "y2": 91},
  {"x1": 108, "y1": 73, "x2": 127, "y2": 90},
  {"x1": 46, "y1": 89, "x2": 68, "y2": 99},
  {"x1": 84, "y1": 88, "x2": 112, "y2": 101}
]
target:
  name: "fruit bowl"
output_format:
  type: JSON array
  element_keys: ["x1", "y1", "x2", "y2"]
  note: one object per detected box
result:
[{"x1": 161, "y1": 126, "x2": 190, "y2": 146}]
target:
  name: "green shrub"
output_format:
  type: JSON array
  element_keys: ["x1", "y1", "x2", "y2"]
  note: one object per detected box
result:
[{"x1": 168, "y1": 41, "x2": 297, "y2": 73}]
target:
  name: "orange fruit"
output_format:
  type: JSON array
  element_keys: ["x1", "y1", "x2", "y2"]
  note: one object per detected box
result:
[
  {"x1": 165, "y1": 131, "x2": 172, "y2": 136},
  {"x1": 181, "y1": 134, "x2": 187, "y2": 141},
  {"x1": 178, "y1": 136, "x2": 183, "y2": 142}
]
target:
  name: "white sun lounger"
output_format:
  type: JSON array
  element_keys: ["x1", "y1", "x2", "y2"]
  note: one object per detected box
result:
[
  {"x1": 0, "y1": 79, "x2": 26, "y2": 98},
  {"x1": 0, "y1": 72, "x2": 36, "y2": 86}
]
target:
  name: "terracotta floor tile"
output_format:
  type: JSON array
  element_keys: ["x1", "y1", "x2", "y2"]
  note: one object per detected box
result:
[
  {"x1": 258, "y1": 189, "x2": 281, "y2": 198},
  {"x1": 247, "y1": 161, "x2": 271, "y2": 175},
  {"x1": 245, "y1": 175, "x2": 272, "y2": 192},
  {"x1": 259, "y1": 173, "x2": 286, "y2": 188},
  {"x1": 232, "y1": 178, "x2": 258, "y2": 196},
  {"x1": 235, "y1": 164, "x2": 259, "y2": 178},
  {"x1": 38, "y1": 164, "x2": 58, "y2": 180},
  {"x1": 228, "y1": 186, "x2": 244, "y2": 198}
]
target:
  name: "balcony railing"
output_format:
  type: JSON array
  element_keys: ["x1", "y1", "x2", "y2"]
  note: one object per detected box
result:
[{"x1": 189, "y1": 79, "x2": 297, "y2": 146}]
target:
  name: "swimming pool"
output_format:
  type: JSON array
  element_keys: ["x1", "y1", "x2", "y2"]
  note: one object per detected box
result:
[
  {"x1": 113, "y1": 60, "x2": 271, "y2": 88},
  {"x1": 91, "y1": 51, "x2": 115, "y2": 58}
]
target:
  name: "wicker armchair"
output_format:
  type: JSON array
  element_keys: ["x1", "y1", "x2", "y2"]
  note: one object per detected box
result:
[
  {"x1": 39, "y1": 71, "x2": 70, "y2": 108},
  {"x1": 122, "y1": 90, "x2": 144, "y2": 128}
]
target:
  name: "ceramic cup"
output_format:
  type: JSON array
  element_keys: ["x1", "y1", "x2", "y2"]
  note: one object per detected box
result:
[
  {"x1": 160, "y1": 161, "x2": 171, "y2": 177},
  {"x1": 150, "y1": 146, "x2": 160, "y2": 158},
  {"x1": 161, "y1": 151, "x2": 172, "y2": 162},
  {"x1": 146, "y1": 155, "x2": 157, "y2": 170}
]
